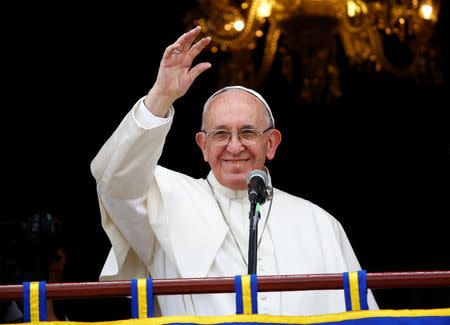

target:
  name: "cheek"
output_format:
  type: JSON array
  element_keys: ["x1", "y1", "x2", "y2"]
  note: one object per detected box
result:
[
  {"x1": 250, "y1": 145, "x2": 268, "y2": 165},
  {"x1": 206, "y1": 146, "x2": 223, "y2": 163}
]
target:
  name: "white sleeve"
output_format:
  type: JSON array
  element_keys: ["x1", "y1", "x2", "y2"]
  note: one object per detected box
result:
[
  {"x1": 133, "y1": 97, "x2": 174, "y2": 129},
  {"x1": 91, "y1": 97, "x2": 174, "y2": 198},
  {"x1": 91, "y1": 96, "x2": 174, "y2": 279}
]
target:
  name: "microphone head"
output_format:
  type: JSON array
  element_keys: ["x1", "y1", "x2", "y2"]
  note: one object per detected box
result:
[
  {"x1": 247, "y1": 169, "x2": 268, "y2": 204},
  {"x1": 246, "y1": 169, "x2": 268, "y2": 186}
]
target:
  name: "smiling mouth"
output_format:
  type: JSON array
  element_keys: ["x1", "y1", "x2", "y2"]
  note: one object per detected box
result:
[{"x1": 225, "y1": 159, "x2": 249, "y2": 164}]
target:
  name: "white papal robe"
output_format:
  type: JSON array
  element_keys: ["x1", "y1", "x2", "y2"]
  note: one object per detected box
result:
[{"x1": 91, "y1": 97, "x2": 378, "y2": 317}]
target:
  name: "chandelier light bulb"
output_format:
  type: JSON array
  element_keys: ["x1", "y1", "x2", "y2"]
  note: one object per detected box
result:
[
  {"x1": 234, "y1": 20, "x2": 245, "y2": 31},
  {"x1": 257, "y1": 1, "x2": 272, "y2": 18},
  {"x1": 420, "y1": 4, "x2": 433, "y2": 19},
  {"x1": 347, "y1": 1, "x2": 357, "y2": 17}
]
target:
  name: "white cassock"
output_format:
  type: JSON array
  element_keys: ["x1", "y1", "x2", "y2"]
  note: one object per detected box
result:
[{"x1": 90, "y1": 97, "x2": 378, "y2": 317}]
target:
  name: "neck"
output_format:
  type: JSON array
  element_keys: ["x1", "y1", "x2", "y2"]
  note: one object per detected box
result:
[{"x1": 207, "y1": 172, "x2": 248, "y2": 200}]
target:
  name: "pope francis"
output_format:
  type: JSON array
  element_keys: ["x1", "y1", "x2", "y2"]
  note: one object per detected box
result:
[{"x1": 91, "y1": 26, "x2": 378, "y2": 317}]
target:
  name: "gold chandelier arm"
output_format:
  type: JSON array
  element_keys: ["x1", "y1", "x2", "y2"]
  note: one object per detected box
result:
[
  {"x1": 368, "y1": 27, "x2": 416, "y2": 78},
  {"x1": 200, "y1": 0, "x2": 263, "y2": 48},
  {"x1": 251, "y1": 23, "x2": 281, "y2": 87},
  {"x1": 338, "y1": 24, "x2": 358, "y2": 63}
]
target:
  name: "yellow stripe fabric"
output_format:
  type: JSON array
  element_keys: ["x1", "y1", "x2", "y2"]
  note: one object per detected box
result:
[
  {"x1": 241, "y1": 275, "x2": 253, "y2": 314},
  {"x1": 138, "y1": 279, "x2": 148, "y2": 319},
  {"x1": 348, "y1": 272, "x2": 361, "y2": 311},
  {"x1": 141, "y1": 308, "x2": 450, "y2": 324},
  {"x1": 18, "y1": 308, "x2": 448, "y2": 325},
  {"x1": 29, "y1": 282, "x2": 40, "y2": 322}
]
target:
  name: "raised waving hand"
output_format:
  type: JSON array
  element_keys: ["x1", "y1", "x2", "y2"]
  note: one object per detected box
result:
[{"x1": 144, "y1": 26, "x2": 211, "y2": 117}]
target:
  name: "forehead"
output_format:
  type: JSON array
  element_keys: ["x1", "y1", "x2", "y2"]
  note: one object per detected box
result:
[{"x1": 205, "y1": 90, "x2": 267, "y2": 129}]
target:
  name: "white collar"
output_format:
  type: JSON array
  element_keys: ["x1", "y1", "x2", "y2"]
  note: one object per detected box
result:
[{"x1": 206, "y1": 171, "x2": 247, "y2": 200}]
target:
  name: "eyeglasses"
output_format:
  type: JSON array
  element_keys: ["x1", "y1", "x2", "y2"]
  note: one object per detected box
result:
[{"x1": 202, "y1": 127, "x2": 272, "y2": 146}]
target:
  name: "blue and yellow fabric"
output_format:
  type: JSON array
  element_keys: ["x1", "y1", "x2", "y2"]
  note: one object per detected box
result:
[
  {"x1": 9, "y1": 276, "x2": 450, "y2": 325},
  {"x1": 22, "y1": 281, "x2": 47, "y2": 322},
  {"x1": 343, "y1": 270, "x2": 369, "y2": 311},
  {"x1": 131, "y1": 278, "x2": 154, "y2": 319},
  {"x1": 234, "y1": 274, "x2": 258, "y2": 315}
]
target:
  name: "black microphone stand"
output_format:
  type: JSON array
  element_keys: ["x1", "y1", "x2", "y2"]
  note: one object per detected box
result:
[
  {"x1": 246, "y1": 169, "x2": 268, "y2": 275},
  {"x1": 248, "y1": 200, "x2": 260, "y2": 275}
]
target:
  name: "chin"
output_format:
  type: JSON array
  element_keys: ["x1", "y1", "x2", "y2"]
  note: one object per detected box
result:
[
  {"x1": 216, "y1": 164, "x2": 254, "y2": 190},
  {"x1": 221, "y1": 175, "x2": 247, "y2": 191}
]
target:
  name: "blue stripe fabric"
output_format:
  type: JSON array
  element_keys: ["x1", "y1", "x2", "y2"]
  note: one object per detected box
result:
[
  {"x1": 234, "y1": 276, "x2": 243, "y2": 314},
  {"x1": 130, "y1": 278, "x2": 154, "y2": 319},
  {"x1": 343, "y1": 270, "x2": 368, "y2": 311},
  {"x1": 39, "y1": 281, "x2": 47, "y2": 321},
  {"x1": 22, "y1": 282, "x2": 31, "y2": 322},
  {"x1": 146, "y1": 278, "x2": 154, "y2": 318},
  {"x1": 342, "y1": 272, "x2": 352, "y2": 311},
  {"x1": 131, "y1": 279, "x2": 139, "y2": 319},
  {"x1": 358, "y1": 270, "x2": 369, "y2": 310},
  {"x1": 250, "y1": 274, "x2": 258, "y2": 314}
]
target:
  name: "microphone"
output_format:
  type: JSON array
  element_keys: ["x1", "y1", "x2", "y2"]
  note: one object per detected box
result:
[{"x1": 247, "y1": 169, "x2": 268, "y2": 205}]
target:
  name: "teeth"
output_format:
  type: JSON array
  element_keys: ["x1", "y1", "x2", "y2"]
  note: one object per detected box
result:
[{"x1": 229, "y1": 160, "x2": 247, "y2": 164}]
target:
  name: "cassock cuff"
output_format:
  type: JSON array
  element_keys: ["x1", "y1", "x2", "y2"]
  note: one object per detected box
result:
[{"x1": 133, "y1": 96, "x2": 174, "y2": 129}]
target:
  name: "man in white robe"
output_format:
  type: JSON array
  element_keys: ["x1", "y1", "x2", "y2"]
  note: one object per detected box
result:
[{"x1": 91, "y1": 26, "x2": 378, "y2": 317}]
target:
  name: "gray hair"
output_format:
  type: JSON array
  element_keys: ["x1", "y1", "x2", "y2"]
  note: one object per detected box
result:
[{"x1": 201, "y1": 85, "x2": 275, "y2": 131}]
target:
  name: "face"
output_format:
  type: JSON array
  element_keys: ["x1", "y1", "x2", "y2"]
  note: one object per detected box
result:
[{"x1": 196, "y1": 90, "x2": 281, "y2": 190}]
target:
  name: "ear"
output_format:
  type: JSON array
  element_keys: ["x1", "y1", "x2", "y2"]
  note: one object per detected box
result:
[
  {"x1": 195, "y1": 132, "x2": 209, "y2": 162},
  {"x1": 266, "y1": 129, "x2": 282, "y2": 160}
]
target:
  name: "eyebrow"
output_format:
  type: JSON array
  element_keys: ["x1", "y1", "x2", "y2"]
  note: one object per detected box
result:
[{"x1": 211, "y1": 124, "x2": 256, "y2": 130}]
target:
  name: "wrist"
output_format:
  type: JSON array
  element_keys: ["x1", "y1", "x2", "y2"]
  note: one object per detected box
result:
[{"x1": 144, "y1": 87, "x2": 175, "y2": 117}]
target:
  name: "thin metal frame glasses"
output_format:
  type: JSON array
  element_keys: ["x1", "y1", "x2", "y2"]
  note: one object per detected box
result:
[{"x1": 202, "y1": 127, "x2": 272, "y2": 146}]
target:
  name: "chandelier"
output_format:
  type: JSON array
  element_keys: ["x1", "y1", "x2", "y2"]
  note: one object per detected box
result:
[{"x1": 184, "y1": 0, "x2": 443, "y2": 103}]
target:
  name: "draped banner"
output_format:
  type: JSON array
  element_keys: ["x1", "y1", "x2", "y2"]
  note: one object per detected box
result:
[
  {"x1": 131, "y1": 278, "x2": 154, "y2": 319},
  {"x1": 343, "y1": 270, "x2": 369, "y2": 311},
  {"x1": 22, "y1": 281, "x2": 47, "y2": 322},
  {"x1": 235, "y1": 274, "x2": 258, "y2": 315},
  {"x1": 5, "y1": 273, "x2": 449, "y2": 325}
]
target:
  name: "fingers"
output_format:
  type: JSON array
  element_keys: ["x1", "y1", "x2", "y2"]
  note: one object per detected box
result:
[
  {"x1": 187, "y1": 62, "x2": 212, "y2": 83},
  {"x1": 163, "y1": 26, "x2": 207, "y2": 61},
  {"x1": 175, "y1": 26, "x2": 202, "y2": 53},
  {"x1": 163, "y1": 42, "x2": 182, "y2": 59},
  {"x1": 157, "y1": 27, "x2": 212, "y2": 93},
  {"x1": 187, "y1": 36, "x2": 211, "y2": 60}
]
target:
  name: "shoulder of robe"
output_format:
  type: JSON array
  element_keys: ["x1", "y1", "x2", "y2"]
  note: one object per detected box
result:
[
  {"x1": 154, "y1": 165, "x2": 209, "y2": 194},
  {"x1": 272, "y1": 187, "x2": 340, "y2": 225}
]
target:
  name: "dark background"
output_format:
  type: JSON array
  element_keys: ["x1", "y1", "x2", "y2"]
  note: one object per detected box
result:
[{"x1": 2, "y1": 1, "x2": 449, "y2": 320}]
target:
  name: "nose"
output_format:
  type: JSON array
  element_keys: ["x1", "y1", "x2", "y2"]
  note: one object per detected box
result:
[{"x1": 226, "y1": 132, "x2": 245, "y2": 154}]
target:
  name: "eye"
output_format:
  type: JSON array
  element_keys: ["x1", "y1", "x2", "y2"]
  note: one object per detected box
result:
[
  {"x1": 210, "y1": 130, "x2": 230, "y2": 141},
  {"x1": 213, "y1": 130, "x2": 229, "y2": 136},
  {"x1": 240, "y1": 129, "x2": 259, "y2": 139}
]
